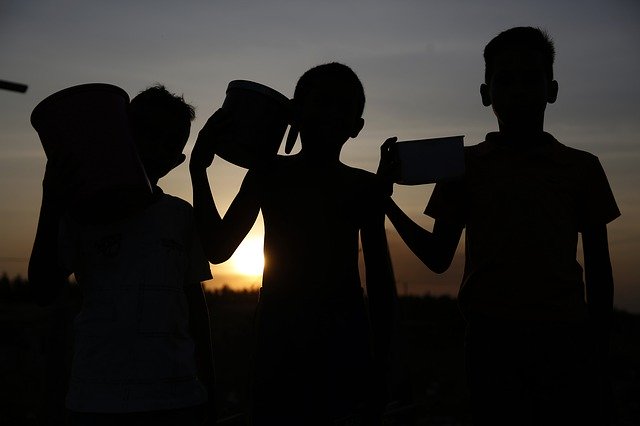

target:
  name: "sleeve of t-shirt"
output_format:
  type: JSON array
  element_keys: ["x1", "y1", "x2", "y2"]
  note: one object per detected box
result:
[
  {"x1": 576, "y1": 155, "x2": 621, "y2": 231},
  {"x1": 423, "y1": 179, "x2": 466, "y2": 225}
]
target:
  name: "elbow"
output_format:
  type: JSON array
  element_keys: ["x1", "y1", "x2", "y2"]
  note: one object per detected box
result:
[
  {"x1": 28, "y1": 261, "x2": 69, "y2": 306},
  {"x1": 28, "y1": 275, "x2": 62, "y2": 307},
  {"x1": 28, "y1": 268, "x2": 48, "y2": 302},
  {"x1": 202, "y1": 234, "x2": 247, "y2": 264},
  {"x1": 429, "y1": 264, "x2": 449, "y2": 275},
  {"x1": 204, "y1": 246, "x2": 233, "y2": 265},
  {"x1": 425, "y1": 255, "x2": 453, "y2": 274}
]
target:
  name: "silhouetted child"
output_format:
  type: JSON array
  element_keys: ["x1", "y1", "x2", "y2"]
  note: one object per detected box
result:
[
  {"x1": 190, "y1": 63, "x2": 396, "y2": 424},
  {"x1": 29, "y1": 85, "x2": 215, "y2": 425},
  {"x1": 379, "y1": 27, "x2": 619, "y2": 425}
]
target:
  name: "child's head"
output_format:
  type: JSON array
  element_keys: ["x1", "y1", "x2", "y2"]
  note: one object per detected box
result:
[
  {"x1": 129, "y1": 84, "x2": 195, "y2": 183},
  {"x1": 480, "y1": 27, "x2": 559, "y2": 133},
  {"x1": 293, "y1": 62, "x2": 365, "y2": 156}
]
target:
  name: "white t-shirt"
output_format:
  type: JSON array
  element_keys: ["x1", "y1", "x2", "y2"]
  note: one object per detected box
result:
[{"x1": 59, "y1": 191, "x2": 212, "y2": 413}]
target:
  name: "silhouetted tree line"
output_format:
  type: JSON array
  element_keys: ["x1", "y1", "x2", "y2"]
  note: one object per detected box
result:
[
  {"x1": 0, "y1": 272, "x2": 461, "y2": 312},
  {"x1": 2, "y1": 273, "x2": 637, "y2": 323},
  {"x1": 0, "y1": 272, "x2": 43, "y2": 302},
  {"x1": 0, "y1": 272, "x2": 80, "y2": 304}
]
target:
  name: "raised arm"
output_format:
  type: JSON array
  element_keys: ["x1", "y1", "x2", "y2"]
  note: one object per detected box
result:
[
  {"x1": 377, "y1": 137, "x2": 463, "y2": 273},
  {"x1": 28, "y1": 160, "x2": 72, "y2": 306},
  {"x1": 189, "y1": 109, "x2": 261, "y2": 264}
]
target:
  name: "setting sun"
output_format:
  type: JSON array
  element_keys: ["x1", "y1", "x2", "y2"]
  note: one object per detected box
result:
[{"x1": 232, "y1": 237, "x2": 265, "y2": 277}]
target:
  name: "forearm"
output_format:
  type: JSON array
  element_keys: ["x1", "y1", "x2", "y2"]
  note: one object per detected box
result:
[
  {"x1": 583, "y1": 225, "x2": 615, "y2": 362},
  {"x1": 28, "y1": 193, "x2": 68, "y2": 305},
  {"x1": 585, "y1": 264, "x2": 614, "y2": 355},
  {"x1": 189, "y1": 165, "x2": 226, "y2": 262},
  {"x1": 585, "y1": 271, "x2": 614, "y2": 322},
  {"x1": 362, "y1": 222, "x2": 397, "y2": 367},
  {"x1": 583, "y1": 227, "x2": 614, "y2": 320},
  {"x1": 367, "y1": 275, "x2": 397, "y2": 368},
  {"x1": 385, "y1": 197, "x2": 457, "y2": 273},
  {"x1": 187, "y1": 284, "x2": 215, "y2": 385}
]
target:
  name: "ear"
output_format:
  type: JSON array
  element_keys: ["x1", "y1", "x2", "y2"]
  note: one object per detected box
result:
[
  {"x1": 547, "y1": 80, "x2": 558, "y2": 104},
  {"x1": 480, "y1": 84, "x2": 491, "y2": 107},
  {"x1": 350, "y1": 117, "x2": 365, "y2": 138}
]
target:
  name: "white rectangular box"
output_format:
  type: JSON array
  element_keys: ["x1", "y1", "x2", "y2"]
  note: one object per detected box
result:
[{"x1": 395, "y1": 135, "x2": 465, "y2": 185}]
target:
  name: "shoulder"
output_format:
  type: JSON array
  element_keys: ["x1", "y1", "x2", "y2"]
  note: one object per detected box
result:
[
  {"x1": 338, "y1": 165, "x2": 386, "y2": 209},
  {"x1": 547, "y1": 138, "x2": 601, "y2": 172},
  {"x1": 550, "y1": 135, "x2": 596, "y2": 159},
  {"x1": 341, "y1": 164, "x2": 377, "y2": 181},
  {"x1": 339, "y1": 164, "x2": 382, "y2": 192},
  {"x1": 247, "y1": 154, "x2": 297, "y2": 181},
  {"x1": 151, "y1": 193, "x2": 196, "y2": 226},
  {"x1": 464, "y1": 141, "x2": 495, "y2": 164},
  {"x1": 466, "y1": 141, "x2": 490, "y2": 156},
  {"x1": 158, "y1": 192, "x2": 194, "y2": 211}
]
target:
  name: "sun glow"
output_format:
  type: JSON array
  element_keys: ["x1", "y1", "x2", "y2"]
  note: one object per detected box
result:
[{"x1": 232, "y1": 237, "x2": 265, "y2": 277}]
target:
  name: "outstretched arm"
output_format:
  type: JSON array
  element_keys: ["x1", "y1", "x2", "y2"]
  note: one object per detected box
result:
[
  {"x1": 189, "y1": 109, "x2": 261, "y2": 263},
  {"x1": 377, "y1": 137, "x2": 463, "y2": 273}
]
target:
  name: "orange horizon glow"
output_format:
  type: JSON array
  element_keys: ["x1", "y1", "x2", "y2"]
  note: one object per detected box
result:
[
  {"x1": 232, "y1": 237, "x2": 265, "y2": 277},
  {"x1": 203, "y1": 236, "x2": 265, "y2": 292}
]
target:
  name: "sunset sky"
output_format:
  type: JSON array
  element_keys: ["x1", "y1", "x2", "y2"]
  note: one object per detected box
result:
[{"x1": 1, "y1": 0, "x2": 639, "y2": 311}]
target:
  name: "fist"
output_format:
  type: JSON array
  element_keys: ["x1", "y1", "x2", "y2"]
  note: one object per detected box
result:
[
  {"x1": 376, "y1": 137, "x2": 399, "y2": 197},
  {"x1": 189, "y1": 108, "x2": 233, "y2": 171}
]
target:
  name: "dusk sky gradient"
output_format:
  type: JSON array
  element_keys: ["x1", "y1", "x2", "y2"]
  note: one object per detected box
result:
[{"x1": 1, "y1": 0, "x2": 639, "y2": 311}]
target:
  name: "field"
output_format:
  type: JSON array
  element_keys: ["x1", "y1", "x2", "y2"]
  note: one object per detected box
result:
[{"x1": 1, "y1": 277, "x2": 639, "y2": 425}]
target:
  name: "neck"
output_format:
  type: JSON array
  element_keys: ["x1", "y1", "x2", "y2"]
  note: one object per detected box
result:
[
  {"x1": 498, "y1": 121, "x2": 545, "y2": 145},
  {"x1": 299, "y1": 138, "x2": 344, "y2": 165},
  {"x1": 299, "y1": 150, "x2": 341, "y2": 166}
]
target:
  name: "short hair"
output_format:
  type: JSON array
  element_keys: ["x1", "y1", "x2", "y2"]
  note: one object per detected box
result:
[
  {"x1": 293, "y1": 62, "x2": 365, "y2": 117},
  {"x1": 484, "y1": 26, "x2": 556, "y2": 83},
  {"x1": 129, "y1": 84, "x2": 195, "y2": 142}
]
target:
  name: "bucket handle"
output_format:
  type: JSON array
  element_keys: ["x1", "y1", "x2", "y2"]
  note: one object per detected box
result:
[
  {"x1": 283, "y1": 97, "x2": 299, "y2": 154},
  {"x1": 284, "y1": 124, "x2": 298, "y2": 154}
]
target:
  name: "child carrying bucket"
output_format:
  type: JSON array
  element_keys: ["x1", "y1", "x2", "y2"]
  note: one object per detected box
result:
[
  {"x1": 29, "y1": 85, "x2": 215, "y2": 425},
  {"x1": 190, "y1": 63, "x2": 396, "y2": 424}
]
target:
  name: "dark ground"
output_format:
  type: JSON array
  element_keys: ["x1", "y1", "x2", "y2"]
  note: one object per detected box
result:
[{"x1": 1, "y1": 276, "x2": 639, "y2": 425}]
